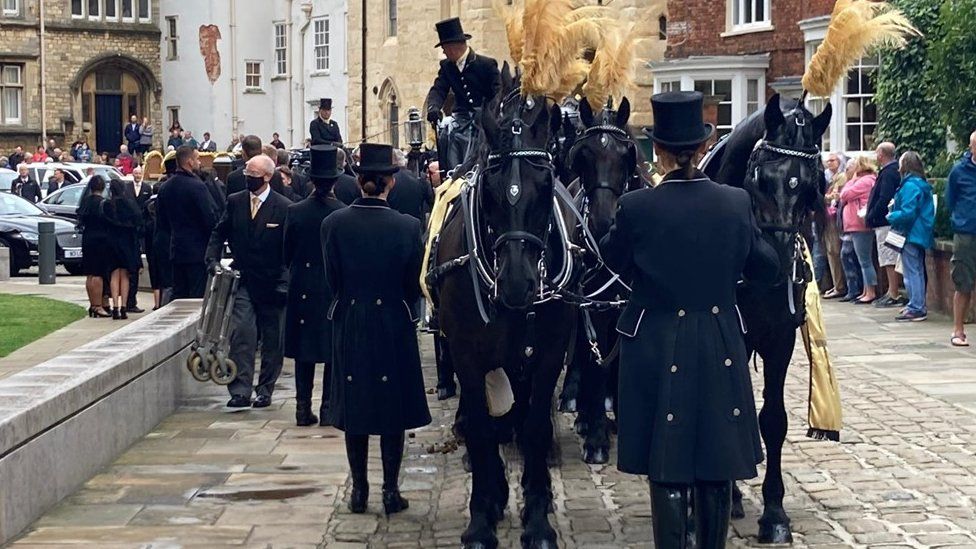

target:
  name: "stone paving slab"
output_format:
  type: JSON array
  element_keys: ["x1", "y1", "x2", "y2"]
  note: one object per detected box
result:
[{"x1": 8, "y1": 301, "x2": 976, "y2": 548}]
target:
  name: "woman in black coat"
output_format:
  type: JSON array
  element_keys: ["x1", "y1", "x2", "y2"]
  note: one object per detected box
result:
[
  {"x1": 283, "y1": 146, "x2": 346, "y2": 427},
  {"x1": 321, "y1": 143, "x2": 431, "y2": 517},
  {"x1": 76, "y1": 176, "x2": 114, "y2": 318},
  {"x1": 600, "y1": 92, "x2": 780, "y2": 549},
  {"x1": 104, "y1": 178, "x2": 143, "y2": 319}
]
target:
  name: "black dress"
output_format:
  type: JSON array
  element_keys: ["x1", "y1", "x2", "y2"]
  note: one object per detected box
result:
[
  {"x1": 320, "y1": 197, "x2": 431, "y2": 435},
  {"x1": 105, "y1": 197, "x2": 143, "y2": 272},
  {"x1": 283, "y1": 192, "x2": 346, "y2": 362},
  {"x1": 77, "y1": 195, "x2": 116, "y2": 277},
  {"x1": 600, "y1": 170, "x2": 780, "y2": 483}
]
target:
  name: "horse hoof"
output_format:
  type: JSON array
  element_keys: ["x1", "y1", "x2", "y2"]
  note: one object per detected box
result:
[
  {"x1": 582, "y1": 446, "x2": 609, "y2": 465},
  {"x1": 757, "y1": 522, "x2": 793, "y2": 544},
  {"x1": 731, "y1": 498, "x2": 746, "y2": 520},
  {"x1": 559, "y1": 398, "x2": 577, "y2": 413},
  {"x1": 523, "y1": 539, "x2": 557, "y2": 549}
]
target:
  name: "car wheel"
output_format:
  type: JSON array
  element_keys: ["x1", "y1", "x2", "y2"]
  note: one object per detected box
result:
[{"x1": 64, "y1": 263, "x2": 84, "y2": 276}]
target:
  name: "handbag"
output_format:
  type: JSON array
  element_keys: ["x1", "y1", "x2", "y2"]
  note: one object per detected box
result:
[{"x1": 883, "y1": 229, "x2": 906, "y2": 252}]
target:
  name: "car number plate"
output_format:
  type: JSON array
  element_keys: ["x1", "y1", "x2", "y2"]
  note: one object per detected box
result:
[{"x1": 64, "y1": 248, "x2": 83, "y2": 259}]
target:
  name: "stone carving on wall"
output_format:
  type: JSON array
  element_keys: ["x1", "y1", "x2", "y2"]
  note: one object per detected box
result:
[{"x1": 199, "y1": 24, "x2": 222, "y2": 84}]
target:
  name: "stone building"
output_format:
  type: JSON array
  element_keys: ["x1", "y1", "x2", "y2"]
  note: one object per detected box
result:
[
  {"x1": 0, "y1": 0, "x2": 161, "y2": 154},
  {"x1": 346, "y1": 0, "x2": 667, "y2": 148},
  {"x1": 656, "y1": 0, "x2": 877, "y2": 157},
  {"x1": 158, "y1": 0, "x2": 348, "y2": 150}
]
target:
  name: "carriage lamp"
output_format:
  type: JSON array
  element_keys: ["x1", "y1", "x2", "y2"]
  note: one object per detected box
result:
[{"x1": 407, "y1": 107, "x2": 424, "y2": 150}]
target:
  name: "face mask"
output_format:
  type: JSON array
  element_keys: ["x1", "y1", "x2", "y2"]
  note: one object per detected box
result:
[{"x1": 246, "y1": 175, "x2": 266, "y2": 193}]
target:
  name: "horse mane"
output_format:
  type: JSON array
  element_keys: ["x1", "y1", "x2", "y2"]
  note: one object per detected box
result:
[{"x1": 702, "y1": 108, "x2": 766, "y2": 188}]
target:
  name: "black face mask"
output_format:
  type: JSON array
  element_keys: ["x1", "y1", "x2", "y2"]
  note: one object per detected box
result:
[{"x1": 246, "y1": 175, "x2": 266, "y2": 193}]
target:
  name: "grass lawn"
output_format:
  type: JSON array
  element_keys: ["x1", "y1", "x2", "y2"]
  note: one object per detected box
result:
[{"x1": 0, "y1": 294, "x2": 87, "y2": 358}]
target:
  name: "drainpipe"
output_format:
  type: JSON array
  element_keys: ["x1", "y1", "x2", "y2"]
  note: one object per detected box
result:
[
  {"x1": 39, "y1": 0, "x2": 47, "y2": 142},
  {"x1": 360, "y1": 0, "x2": 366, "y2": 142},
  {"x1": 286, "y1": 0, "x2": 294, "y2": 145},
  {"x1": 229, "y1": 0, "x2": 239, "y2": 135},
  {"x1": 297, "y1": 2, "x2": 313, "y2": 147}
]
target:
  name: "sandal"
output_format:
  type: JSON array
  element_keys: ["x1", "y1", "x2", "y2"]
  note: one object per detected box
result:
[
  {"x1": 823, "y1": 289, "x2": 843, "y2": 299},
  {"x1": 951, "y1": 334, "x2": 970, "y2": 347}
]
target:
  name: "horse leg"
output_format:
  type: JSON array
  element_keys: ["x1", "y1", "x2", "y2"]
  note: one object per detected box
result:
[
  {"x1": 519, "y1": 354, "x2": 562, "y2": 549},
  {"x1": 558, "y1": 330, "x2": 584, "y2": 413},
  {"x1": 756, "y1": 331, "x2": 795, "y2": 545},
  {"x1": 731, "y1": 483, "x2": 745, "y2": 519},
  {"x1": 578, "y1": 356, "x2": 611, "y2": 464}
]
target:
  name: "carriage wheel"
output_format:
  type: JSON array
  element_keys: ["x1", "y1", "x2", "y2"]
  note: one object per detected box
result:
[
  {"x1": 209, "y1": 356, "x2": 238, "y2": 386},
  {"x1": 187, "y1": 351, "x2": 212, "y2": 382}
]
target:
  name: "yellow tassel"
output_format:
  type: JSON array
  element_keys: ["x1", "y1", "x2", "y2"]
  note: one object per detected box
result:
[
  {"x1": 803, "y1": 0, "x2": 919, "y2": 98},
  {"x1": 583, "y1": 26, "x2": 637, "y2": 110}
]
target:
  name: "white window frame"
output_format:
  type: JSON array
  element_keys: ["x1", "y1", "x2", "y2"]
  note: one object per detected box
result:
[
  {"x1": 71, "y1": 0, "x2": 84, "y2": 18},
  {"x1": 274, "y1": 22, "x2": 288, "y2": 77},
  {"x1": 245, "y1": 60, "x2": 263, "y2": 91},
  {"x1": 167, "y1": 106, "x2": 180, "y2": 129},
  {"x1": 725, "y1": 0, "x2": 773, "y2": 36},
  {"x1": 1, "y1": 64, "x2": 24, "y2": 125},
  {"x1": 312, "y1": 17, "x2": 330, "y2": 74},
  {"x1": 104, "y1": 0, "x2": 118, "y2": 21},
  {"x1": 165, "y1": 16, "x2": 178, "y2": 60},
  {"x1": 692, "y1": 78, "x2": 735, "y2": 137},
  {"x1": 120, "y1": 0, "x2": 135, "y2": 22},
  {"x1": 88, "y1": 0, "x2": 101, "y2": 21},
  {"x1": 2, "y1": 0, "x2": 20, "y2": 17},
  {"x1": 841, "y1": 54, "x2": 879, "y2": 155},
  {"x1": 137, "y1": 0, "x2": 150, "y2": 21}
]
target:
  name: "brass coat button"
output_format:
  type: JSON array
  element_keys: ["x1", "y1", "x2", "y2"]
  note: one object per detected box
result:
[
  {"x1": 733, "y1": 408, "x2": 741, "y2": 417},
  {"x1": 376, "y1": 299, "x2": 382, "y2": 305},
  {"x1": 670, "y1": 365, "x2": 678, "y2": 373},
  {"x1": 677, "y1": 310, "x2": 686, "y2": 317},
  {"x1": 381, "y1": 376, "x2": 388, "y2": 382},
  {"x1": 666, "y1": 413, "x2": 674, "y2": 422},
  {"x1": 346, "y1": 375, "x2": 353, "y2": 381},
  {"x1": 299, "y1": 319, "x2": 305, "y2": 325},
  {"x1": 725, "y1": 358, "x2": 732, "y2": 367},
  {"x1": 712, "y1": 306, "x2": 720, "y2": 314}
]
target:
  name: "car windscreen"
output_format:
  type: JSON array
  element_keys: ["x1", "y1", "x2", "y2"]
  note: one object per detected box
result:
[
  {"x1": 0, "y1": 172, "x2": 16, "y2": 192},
  {"x1": 0, "y1": 192, "x2": 45, "y2": 216}
]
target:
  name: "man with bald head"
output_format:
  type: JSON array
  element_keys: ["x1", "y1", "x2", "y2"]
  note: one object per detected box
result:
[
  {"x1": 866, "y1": 141, "x2": 905, "y2": 307},
  {"x1": 947, "y1": 131, "x2": 976, "y2": 346},
  {"x1": 206, "y1": 153, "x2": 292, "y2": 409}
]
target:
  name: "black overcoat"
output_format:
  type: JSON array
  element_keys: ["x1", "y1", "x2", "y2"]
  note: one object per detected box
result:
[
  {"x1": 156, "y1": 170, "x2": 218, "y2": 265},
  {"x1": 600, "y1": 170, "x2": 780, "y2": 483},
  {"x1": 320, "y1": 197, "x2": 431, "y2": 435},
  {"x1": 388, "y1": 170, "x2": 433, "y2": 223},
  {"x1": 333, "y1": 173, "x2": 360, "y2": 206},
  {"x1": 425, "y1": 50, "x2": 501, "y2": 116},
  {"x1": 310, "y1": 117, "x2": 343, "y2": 146},
  {"x1": 283, "y1": 192, "x2": 345, "y2": 362}
]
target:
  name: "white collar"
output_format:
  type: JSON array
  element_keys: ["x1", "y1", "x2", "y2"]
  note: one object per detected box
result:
[
  {"x1": 456, "y1": 48, "x2": 472, "y2": 71},
  {"x1": 251, "y1": 185, "x2": 271, "y2": 204}
]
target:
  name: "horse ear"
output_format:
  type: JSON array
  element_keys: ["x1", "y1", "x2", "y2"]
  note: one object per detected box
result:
[
  {"x1": 579, "y1": 99, "x2": 595, "y2": 128},
  {"x1": 549, "y1": 104, "x2": 563, "y2": 136},
  {"x1": 500, "y1": 62, "x2": 513, "y2": 94},
  {"x1": 813, "y1": 103, "x2": 832, "y2": 142},
  {"x1": 764, "y1": 93, "x2": 785, "y2": 132},
  {"x1": 616, "y1": 97, "x2": 631, "y2": 128}
]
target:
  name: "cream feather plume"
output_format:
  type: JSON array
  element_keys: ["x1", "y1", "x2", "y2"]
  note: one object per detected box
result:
[
  {"x1": 582, "y1": 27, "x2": 637, "y2": 110},
  {"x1": 802, "y1": 0, "x2": 920, "y2": 98}
]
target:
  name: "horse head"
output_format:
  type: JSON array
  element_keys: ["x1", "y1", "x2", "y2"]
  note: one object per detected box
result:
[
  {"x1": 746, "y1": 93, "x2": 831, "y2": 282},
  {"x1": 571, "y1": 97, "x2": 638, "y2": 240},
  {"x1": 479, "y1": 63, "x2": 562, "y2": 310}
]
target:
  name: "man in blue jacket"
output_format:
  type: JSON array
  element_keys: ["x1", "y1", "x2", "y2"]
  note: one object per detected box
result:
[
  {"x1": 947, "y1": 131, "x2": 976, "y2": 346},
  {"x1": 866, "y1": 142, "x2": 905, "y2": 307},
  {"x1": 124, "y1": 115, "x2": 141, "y2": 153}
]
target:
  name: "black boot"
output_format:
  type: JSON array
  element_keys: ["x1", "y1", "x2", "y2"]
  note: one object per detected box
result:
[
  {"x1": 345, "y1": 434, "x2": 369, "y2": 513},
  {"x1": 381, "y1": 432, "x2": 408, "y2": 516},
  {"x1": 650, "y1": 482, "x2": 689, "y2": 549},
  {"x1": 295, "y1": 400, "x2": 318, "y2": 427},
  {"x1": 694, "y1": 481, "x2": 732, "y2": 549}
]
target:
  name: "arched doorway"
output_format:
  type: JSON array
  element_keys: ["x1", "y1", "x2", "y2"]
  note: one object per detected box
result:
[
  {"x1": 71, "y1": 54, "x2": 159, "y2": 155},
  {"x1": 378, "y1": 78, "x2": 400, "y2": 148}
]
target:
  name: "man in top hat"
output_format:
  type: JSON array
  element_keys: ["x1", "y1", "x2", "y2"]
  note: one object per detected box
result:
[
  {"x1": 283, "y1": 145, "x2": 346, "y2": 427},
  {"x1": 310, "y1": 98, "x2": 343, "y2": 146},
  {"x1": 425, "y1": 17, "x2": 500, "y2": 173}
]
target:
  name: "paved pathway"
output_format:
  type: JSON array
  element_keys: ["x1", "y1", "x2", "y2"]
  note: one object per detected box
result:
[
  {"x1": 7, "y1": 301, "x2": 976, "y2": 548},
  {"x1": 0, "y1": 276, "x2": 154, "y2": 380}
]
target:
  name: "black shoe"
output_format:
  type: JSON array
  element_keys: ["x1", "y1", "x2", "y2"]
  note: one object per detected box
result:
[
  {"x1": 119, "y1": 307, "x2": 128, "y2": 320},
  {"x1": 111, "y1": 307, "x2": 120, "y2": 320},
  {"x1": 383, "y1": 489, "x2": 409, "y2": 516},
  {"x1": 296, "y1": 400, "x2": 318, "y2": 426},
  {"x1": 437, "y1": 386, "x2": 457, "y2": 401},
  {"x1": 874, "y1": 295, "x2": 899, "y2": 308},
  {"x1": 349, "y1": 485, "x2": 369, "y2": 514},
  {"x1": 226, "y1": 395, "x2": 251, "y2": 408},
  {"x1": 127, "y1": 306, "x2": 145, "y2": 314},
  {"x1": 319, "y1": 407, "x2": 331, "y2": 427},
  {"x1": 252, "y1": 395, "x2": 272, "y2": 408}
]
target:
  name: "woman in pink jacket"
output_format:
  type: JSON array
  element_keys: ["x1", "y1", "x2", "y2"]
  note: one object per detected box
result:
[{"x1": 840, "y1": 156, "x2": 879, "y2": 304}]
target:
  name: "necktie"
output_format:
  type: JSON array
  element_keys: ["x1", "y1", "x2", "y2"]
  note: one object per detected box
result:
[{"x1": 251, "y1": 196, "x2": 261, "y2": 219}]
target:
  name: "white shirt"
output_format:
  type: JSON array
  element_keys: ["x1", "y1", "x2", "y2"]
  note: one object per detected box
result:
[
  {"x1": 133, "y1": 180, "x2": 143, "y2": 196},
  {"x1": 251, "y1": 184, "x2": 271, "y2": 205},
  {"x1": 456, "y1": 47, "x2": 472, "y2": 73}
]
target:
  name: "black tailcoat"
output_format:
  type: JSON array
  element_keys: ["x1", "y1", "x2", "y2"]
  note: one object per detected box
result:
[
  {"x1": 600, "y1": 170, "x2": 780, "y2": 483},
  {"x1": 206, "y1": 190, "x2": 290, "y2": 306},
  {"x1": 388, "y1": 170, "x2": 433, "y2": 222},
  {"x1": 283, "y1": 192, "x2": 345, "y2": 362},
  {"x1": 333, "y1": 173, "x2": 360, "y2": 206},
  {"x1": 156, "y1": 170, "x2": 218, "y2": 265},
  {"x1": 320, "y1": 197, "x2": 431, "y2": 435},
  {"x1": 425, "y1": 50, "x2": 501, "y2": 116},
  {"x1": 310, "y1": 117, "x2": 343, "y2": 146}
]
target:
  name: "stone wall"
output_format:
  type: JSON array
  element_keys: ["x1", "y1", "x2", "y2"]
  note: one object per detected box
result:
[
  {"x1": 0, "y1": 0, "x2": 162, "y2": 152},
  {"x1": 346, "y1": 0, "x2": 667, "y2": 145}
]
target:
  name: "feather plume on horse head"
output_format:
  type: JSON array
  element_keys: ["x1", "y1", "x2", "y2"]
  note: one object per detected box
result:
[
  {"x1": 582, "y1": 27, "x2": 637, "y2": 111},
  {"x1": 495, "y1": 0, "x2": 612, "y2": 100},
  {"x1": 802, "y1": 0, "x2": 919, "y2": 98}
]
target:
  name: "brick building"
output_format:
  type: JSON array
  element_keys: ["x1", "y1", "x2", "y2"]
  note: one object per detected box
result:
[
  {"x1": 346, "y1": 0, "x2": 667, "y2": 147},
  {"x1": 0, "y1": 0, "x2": 161, "y2": 154},
  {"x1": 655, "y1": 0, "x2": 878, "y2": 157}
]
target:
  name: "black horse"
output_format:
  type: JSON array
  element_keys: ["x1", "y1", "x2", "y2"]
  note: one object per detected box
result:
[
  {"x1": 432, "y1": 65, "x2": 576, "y2": 549},
  {"x1": 701, "y1": 93, "x2": 831, "y2": 544},
  {"x1": 560, "y1": 97, "x2": 640, "y2": 464}
]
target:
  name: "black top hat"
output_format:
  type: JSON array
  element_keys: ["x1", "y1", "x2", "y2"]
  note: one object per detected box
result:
[
  {"x1": 319, "y1": 98, "x2": 333, "y2": 110},
  {"x1": 354, "y1": 143, "x2": 399, "y2": 176},
  {"x1": 643, "y1": 91, "x2": 716, "y2": 148},
  {"x1": 435, "y1": 17, "x2": 471, "y2": 47},
  {"x1": 309, "y1": 145, "x2": 341, "y2": 180}
]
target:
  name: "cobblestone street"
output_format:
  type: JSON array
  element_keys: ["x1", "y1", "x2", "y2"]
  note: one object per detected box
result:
[{"x1": 9, "y1": 300, "x2": 976, "y2": 548}]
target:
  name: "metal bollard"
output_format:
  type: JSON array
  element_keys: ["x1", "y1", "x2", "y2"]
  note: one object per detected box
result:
[{"x1": 38, "y1": 221, "x2": 56, "y2": 285}]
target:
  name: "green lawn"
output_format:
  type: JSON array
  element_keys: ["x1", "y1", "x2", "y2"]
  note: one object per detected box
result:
[{"x1": 0, "y1": 294, "x2": 87, "y2": 358}]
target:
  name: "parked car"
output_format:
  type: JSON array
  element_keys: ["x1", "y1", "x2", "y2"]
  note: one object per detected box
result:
[
  {"x1": 38, "y1": 175, "x2": 126, "y2": 220},
  {"x1": 0, "y1": 192, "x2": 83, "y2": 276},
  {"x1": 21, "y1": 163, "x2": 122, "y2": 195},
  {"x1": 0, "y1": 168, "x2": 16, "y2": 192}
]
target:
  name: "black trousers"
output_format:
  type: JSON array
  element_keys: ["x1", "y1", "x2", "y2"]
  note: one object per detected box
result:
[
  {"x1": 434, "y1": 334, "x2": 455, "y2": 392},
  {"x1": 172, "y1": 262, "x2": 207, "y2": 299},
  {"x1": 228, "y1": 286, "x2": 284, "y2": 399},
  {"x1": 126, "y1": 269, "x2": 140, "y2": 308},
  {"x1": 295, "y1": 360, "x2": 330, "y2": 408}
]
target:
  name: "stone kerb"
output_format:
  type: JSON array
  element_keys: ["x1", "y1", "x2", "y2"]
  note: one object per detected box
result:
[{"x1": 0, "y1": 300, "x2": 205, "y2": 545}]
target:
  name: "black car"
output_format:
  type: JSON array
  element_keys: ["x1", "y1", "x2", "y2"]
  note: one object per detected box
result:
[{"x1": 0, "y1": 192, "x2": 84, "y2": 276}]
